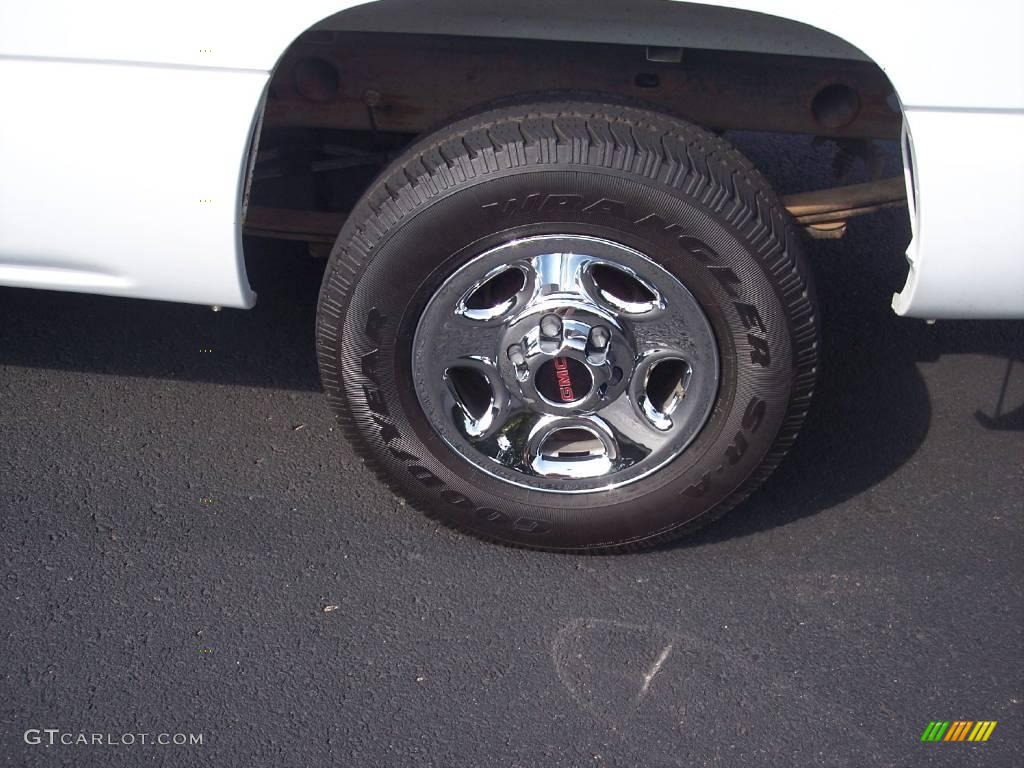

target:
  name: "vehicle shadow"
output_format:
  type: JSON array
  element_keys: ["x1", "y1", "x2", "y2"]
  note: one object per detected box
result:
[
  {"x1": 685, "y1": 208, "x2": 1024, "y2": 545},
  {"x1": 0, "y1": 213, "x2": 1019, "y2": 544},
  {"x1": 0, "y1": 237, "x2": 327, "y2": 392}
]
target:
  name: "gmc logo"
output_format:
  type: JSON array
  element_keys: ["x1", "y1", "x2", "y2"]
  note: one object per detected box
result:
[{"x1": 554, "y1": 357, "x2": 574, "y2": 402}]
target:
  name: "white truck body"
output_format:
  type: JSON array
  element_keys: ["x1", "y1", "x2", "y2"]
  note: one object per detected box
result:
[{"x1": 1, "y1": 0, "x2": 1022, "y2": 317}]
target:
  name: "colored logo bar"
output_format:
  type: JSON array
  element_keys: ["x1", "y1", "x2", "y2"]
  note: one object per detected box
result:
[{"x1": 920, "y1": 721, "x2": 997, "y2": 742}]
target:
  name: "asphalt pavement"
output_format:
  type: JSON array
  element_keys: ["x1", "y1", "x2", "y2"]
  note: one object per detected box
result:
[{"x1": 1, "y1": 133, "x2": 1021, "y2": 767}]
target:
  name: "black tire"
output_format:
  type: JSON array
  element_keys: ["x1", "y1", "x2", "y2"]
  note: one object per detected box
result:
[{"x1": 316, "y1": 100, "x2": 817, "y2": 553}]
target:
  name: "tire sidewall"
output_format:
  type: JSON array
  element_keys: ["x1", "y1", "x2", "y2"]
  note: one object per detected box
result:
[{"x1": 329, "y1": 164, "x2": 796, "y2": 549}]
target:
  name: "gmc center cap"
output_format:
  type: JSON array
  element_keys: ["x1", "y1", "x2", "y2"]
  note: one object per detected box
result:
[{"x1": 536, "y1": 357, "x2": 592, "y2": 404}]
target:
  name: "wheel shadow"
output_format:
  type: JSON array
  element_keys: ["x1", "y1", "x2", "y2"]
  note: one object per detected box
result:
[{"x1": 685, "y1": 208, "x2": 1024, "y2": 545}]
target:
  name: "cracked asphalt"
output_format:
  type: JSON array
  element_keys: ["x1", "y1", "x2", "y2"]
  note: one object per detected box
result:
[{"x1": 1, "y1": 133, "x2": 1021, "y2": 767}]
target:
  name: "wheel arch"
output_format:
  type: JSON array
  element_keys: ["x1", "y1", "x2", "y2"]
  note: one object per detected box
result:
[{"x1": 241, "y1": 0, "x2": 929, "y2": 313}]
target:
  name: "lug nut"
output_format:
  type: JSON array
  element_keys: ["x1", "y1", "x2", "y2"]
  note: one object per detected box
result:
[
  {"x1": 588, "y1": 326, "x2": 610, "y2": 351},
  {"x1": 507, "y1": 344, "x2": 526, "y2": 367},
  {"x1": 540, "y1": 314, "x2": 562, "y2": 339}
]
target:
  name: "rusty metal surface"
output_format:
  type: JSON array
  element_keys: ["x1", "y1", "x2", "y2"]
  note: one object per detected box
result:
[
  {"x1": 781, "y1": 177, "x2": 907, "y2": 225},
  {"x1": 263, "y1": 32, "x2": 900, "y2": 139}
]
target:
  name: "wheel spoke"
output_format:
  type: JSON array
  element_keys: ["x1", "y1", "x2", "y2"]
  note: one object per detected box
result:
[
  {"x1": 468, "y1": 404, "x2": 542, "y2": 462},
  {"x1": 593, "y1": 396, "x2": 671, "y2": 463},
  {"x1": 427, "y1": 313, "x2": 504, "y2": 371},
  {"x1": 527, "y1": 251, "x2": 591, "y2": 302}
]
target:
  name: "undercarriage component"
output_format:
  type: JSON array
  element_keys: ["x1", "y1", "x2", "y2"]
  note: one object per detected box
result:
[{"x1": 781, "y1": 177, "x2": 907, "y2": 238}]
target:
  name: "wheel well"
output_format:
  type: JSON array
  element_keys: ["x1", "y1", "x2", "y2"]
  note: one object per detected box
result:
[
  {"x1": 312, "y1": 0, "x2": 870, "y2": 62},
  {"x1": 242, "y1": 1, "x2": 912, "y2": 268}
]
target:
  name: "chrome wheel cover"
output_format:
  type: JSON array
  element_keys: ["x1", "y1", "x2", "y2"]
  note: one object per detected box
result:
[{"x1": 412, "y1": 235, "x2": 719, "y2": 493}]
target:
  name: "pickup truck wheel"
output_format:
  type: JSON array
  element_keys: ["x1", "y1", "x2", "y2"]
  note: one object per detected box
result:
[{"x1": 316, "y1": 100, "x2": 818, "y2": 552}]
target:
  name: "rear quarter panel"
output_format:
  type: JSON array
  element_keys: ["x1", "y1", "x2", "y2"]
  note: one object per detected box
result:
[{"x1": 0, "y1": 0, "x2": 1021, "y2": 314}]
